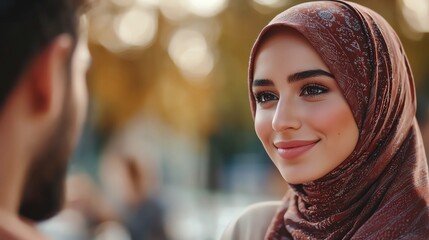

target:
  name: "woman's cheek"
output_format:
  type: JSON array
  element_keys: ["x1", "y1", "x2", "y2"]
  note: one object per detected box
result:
[
  {"x1": 255, "y1": 109, "x2": 274, "y2": 145},
  {"x1": 305, "y1": 100, "x2": 349, "y2": 133}
]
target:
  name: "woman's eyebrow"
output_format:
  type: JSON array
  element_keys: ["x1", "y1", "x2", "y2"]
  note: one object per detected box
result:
[
  {"x1": 288, "y1": 69, "x2": 334, "y2": 83},
  {"x1": 252, "y1": 69, "x2": 334, "y2": 87},
  {"x1": 252, "y1": 79, "x2": 273, "y2": 87}
]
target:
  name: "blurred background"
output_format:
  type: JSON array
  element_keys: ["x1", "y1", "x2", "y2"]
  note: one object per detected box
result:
[{"x1": 38, "y1": 0, "x2": 429, "y2": 239}]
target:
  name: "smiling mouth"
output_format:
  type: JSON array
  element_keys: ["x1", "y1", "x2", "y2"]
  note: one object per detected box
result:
[{"x1": 274, "y1": 140, "x2": 319, "y2": 159}]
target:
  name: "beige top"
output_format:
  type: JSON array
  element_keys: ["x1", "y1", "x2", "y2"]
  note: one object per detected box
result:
[{"x1": 220, "y1": 201, "x2": 281, "y2": 240}]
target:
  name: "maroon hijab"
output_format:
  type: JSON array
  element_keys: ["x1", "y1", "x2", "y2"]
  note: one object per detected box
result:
[{"x1": 248, "y1": 1, "x2": 429, "y2": 239}]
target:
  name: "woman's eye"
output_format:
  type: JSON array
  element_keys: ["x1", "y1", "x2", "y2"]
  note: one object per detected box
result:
[
  {"x1": 255, "y1": 92, "x2": 278, "y2": 104},
  {"x1": 300, "y1": 84, "x2": 328, "y2": 96}
]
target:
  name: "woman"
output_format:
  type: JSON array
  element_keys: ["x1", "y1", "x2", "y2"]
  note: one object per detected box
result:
[{"x1": 222, "y1": 0, "x2": 429, "y2": 239}]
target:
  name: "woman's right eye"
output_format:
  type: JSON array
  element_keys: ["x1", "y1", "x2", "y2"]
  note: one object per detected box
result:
[{"x1": 254, "y1": 91, "x2": 278, "y2": 104}]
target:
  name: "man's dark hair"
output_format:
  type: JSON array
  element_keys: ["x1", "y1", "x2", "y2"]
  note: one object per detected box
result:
[
  {"x1": 0, "y1": 0, "x2": 86, "y2": 110},
  {"x1": 0, "y1": 0, "x2": 89, "y2": 222}
]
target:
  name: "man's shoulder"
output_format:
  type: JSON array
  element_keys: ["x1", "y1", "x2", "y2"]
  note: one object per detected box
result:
[{"x1": 220, "y1": 201, "x2": 281, "y2": 240}]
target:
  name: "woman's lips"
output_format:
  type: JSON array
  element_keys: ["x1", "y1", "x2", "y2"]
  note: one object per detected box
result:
[{"x1": 274, "y1": 140, "x2": 319, "y2": 159}]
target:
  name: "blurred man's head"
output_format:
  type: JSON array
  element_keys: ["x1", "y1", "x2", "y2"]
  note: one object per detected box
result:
[{"x1": 0, "y1": 0, "x2": 90, "y2": 221}]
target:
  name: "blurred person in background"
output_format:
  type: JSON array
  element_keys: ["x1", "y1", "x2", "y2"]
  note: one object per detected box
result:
[
  {"x1": 222, "y1": 0, "x2": 429, "y2": 239},
  {"x1": 0, "y1": 0, "x2": 91, "y2": 239},
  {"x1": 100, "y1": 152, "x2": 168, "y2": 240},
  {"x1": 45, "y1": 153, "x2": 169, "y2": 240},
  {"x1": 39, "y1": 172, "x2": 121, "y2": 240}
]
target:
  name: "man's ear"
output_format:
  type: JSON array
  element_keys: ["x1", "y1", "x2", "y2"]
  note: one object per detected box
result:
[{"x1": 26, "y1": 34, "x2": 73, "y2": 115}]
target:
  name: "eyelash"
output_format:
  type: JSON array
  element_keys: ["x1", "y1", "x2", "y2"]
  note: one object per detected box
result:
[
  {"x1": 254, "y1": 83, "x2": 329, "y2": 104},
  {"x1": 300, "y1": 83, "x2": 329, "y2": 97},
  {"x1": 254, "y1": 91, "x2": 278, "y2": 104}
]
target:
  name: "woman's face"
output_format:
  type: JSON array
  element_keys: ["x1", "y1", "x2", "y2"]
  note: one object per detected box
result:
[{"x1": 252, "y1": 29, "x2": 359, "y2": 184}]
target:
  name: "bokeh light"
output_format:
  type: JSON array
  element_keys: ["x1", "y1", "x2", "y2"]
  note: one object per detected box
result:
[
  {"x1": 253, "y1": 0, "x2": 289, "y2": 8},
  {"x1": 137, "y1": 0, "x2": 160, "y2": 8},
  {"x1": 168, "y1": 28, "x2": 214, "y2": 79},
  {"x1": 114, "y1": 8, "x2": 158, "y2": 48},
  {"x1": 95, "y1": 16, "x2": 129, "y2": 53},
  {"x1": 159, "y1": 0, "x2": 189, "y2": 21},
  {"x1": 401, "y1": 0, "x2": 429, "y2": 33},
  {"x1": 182, "y1": 0, "x2": 229, "y2": 18},
  {"x1": 109, "y1": 0, "x2": 135, "y2": 8}
]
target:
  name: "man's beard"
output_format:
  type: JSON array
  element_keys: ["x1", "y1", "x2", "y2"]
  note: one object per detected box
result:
[{"x1": 18, "y1": 97, "x2": 74, "y2": 222}]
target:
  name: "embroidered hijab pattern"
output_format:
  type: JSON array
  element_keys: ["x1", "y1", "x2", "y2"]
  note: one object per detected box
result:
[{"x1": 248, "y1": 1, "x2": 429, "y2": 239}]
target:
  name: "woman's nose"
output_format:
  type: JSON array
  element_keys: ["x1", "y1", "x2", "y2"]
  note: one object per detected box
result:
[{"x1": 272, "y1": 98, "x2": 301, "y2": 132}]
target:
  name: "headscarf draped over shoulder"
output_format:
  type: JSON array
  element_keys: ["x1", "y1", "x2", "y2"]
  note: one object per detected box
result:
[{"x1": 248, "y1": 1, "x2": 429, "y2": 239}]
